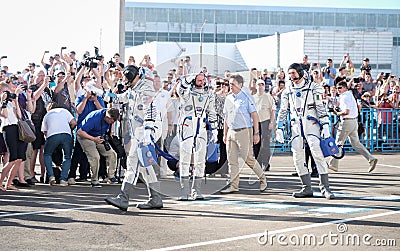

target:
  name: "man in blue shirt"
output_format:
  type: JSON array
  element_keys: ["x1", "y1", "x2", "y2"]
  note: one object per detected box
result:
[
  {"x1": 220, "y1": 74, "x2": 267, "y2": 194},
  {"x1": 77, "y1": 108, "x2": 119, "y2": 187},
  {"x1": 322, "y1": 58, "x2": 337, "y2": 87},
  {"x1": 68, "y1": 85, "x2": 105, "y2": 184}
]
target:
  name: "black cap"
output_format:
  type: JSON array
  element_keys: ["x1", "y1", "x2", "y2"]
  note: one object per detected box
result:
[{"x1": 363, "y1": 58, "x2": 369, "y2": 61}]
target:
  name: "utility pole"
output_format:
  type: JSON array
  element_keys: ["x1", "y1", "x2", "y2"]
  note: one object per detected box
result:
[
  {"x1": 200, "y1": 19, "x2": 207, "y2": 69},
  {"x1": 119, "y1": 0, "x2": 125, "y2": 62}
]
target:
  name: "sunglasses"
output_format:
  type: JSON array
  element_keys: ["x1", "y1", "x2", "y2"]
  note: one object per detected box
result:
[{"x1": 337, "y1": 87, "x2": 343, "y2": 90}]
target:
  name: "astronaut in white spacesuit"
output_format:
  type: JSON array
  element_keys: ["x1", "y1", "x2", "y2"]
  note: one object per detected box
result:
[
  {"x1": 105, "y1": 65, "x2": 163, "y2": 210},
  {"x1": 178, "y1": 72, "x2": 217, "y2": 200},
  {"x1": 276, "y1": 63, "x2": 334, "y2": 199}
]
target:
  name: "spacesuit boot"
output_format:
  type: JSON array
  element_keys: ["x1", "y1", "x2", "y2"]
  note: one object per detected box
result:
[
  {"x1": 293, "y1": 174, "x2": 314, "y2": 198},
  {"x1": 104, "y1": 182, "x2": 134, "y2": 211},
  {"x1": 178, "y1": 176, "x2": 191, "y2": 201},
  {"x1": 137, "y1": 182, "x2": 163, "y2": 209},
  {"x1": 319, "y1": 174, "x2": 335, "y2": 200},
  {"x1": 192, "y1": 177, "x2": 204, "y2": 200}
]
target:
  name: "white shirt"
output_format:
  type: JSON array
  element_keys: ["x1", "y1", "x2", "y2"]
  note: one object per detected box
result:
[
  {"x1": 41, "y1": 108, "x2": 74, "y2": 138},
  {"x1": 339, "y1": 90, "x2": 358, "y2": 119},
  {"x1": 0, "y1": 102, "x2": 19, "y2": 131}
]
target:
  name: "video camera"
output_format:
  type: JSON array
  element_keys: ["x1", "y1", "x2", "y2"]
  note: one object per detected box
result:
[
  {"x1": 108, "y1": 58, "x2": 116, "y2": 68},
  {"x1": 82, "y1": 46, "x2": 103, "y2": 69},
  {"x1": 22, "y1": 85, "x2": 39, "y2": 92},
  {"x1": 2, "y1": 90, "x2": 17, "y2": 108},
  {"x1": 101, "y1": 134, "x2": 111, "y2": 151}
]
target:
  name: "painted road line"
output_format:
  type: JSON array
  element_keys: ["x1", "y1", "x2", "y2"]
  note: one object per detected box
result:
[
  {"x1": 147, "y1": 210, "x2": 400, "y2": 251},
  {"x1": 377, "y1": 163, "x2": 400, "y2": 169}
]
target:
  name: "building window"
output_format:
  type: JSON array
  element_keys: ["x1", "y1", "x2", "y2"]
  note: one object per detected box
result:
[
  {"x1": 388, "y1": 14, "x2": 398, "y2": 28},
  {"x1": 126, "y1": 7, "x2": 133, "y2": 21},
  {"x1": 133, "y1": 7, "x2": 146, "y2": 22},
  {"x1": 377, "y1": 14, "x2": 388, "y2": 27},
  {"x1": 169, "y1": 9, "x2": 181, "y2": 23},
  {"x1": 226, "y1": 34, "x2": 236, "y2": 43},
  {"x1": 366, "y1": 14, "x2": 377, "y2": 28},
  {"x1": 248, "y1": 11, "x2": 259, "y2": 25}
]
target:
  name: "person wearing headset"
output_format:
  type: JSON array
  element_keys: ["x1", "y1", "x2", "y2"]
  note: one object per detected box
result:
[
  {"x1": 104, "y1": 65, "x2": 163, "y2": 211},
  {"x1": 276, "y1": 63, "x2": 335, "y2": 200}
]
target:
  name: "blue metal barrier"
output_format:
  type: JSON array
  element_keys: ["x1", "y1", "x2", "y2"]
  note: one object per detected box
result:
[{"x1": 271, "y1": 109, "x2": 400, "y2": 153}]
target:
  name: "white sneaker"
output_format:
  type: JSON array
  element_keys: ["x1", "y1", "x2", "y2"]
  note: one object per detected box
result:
[
  {"x1": 68, "y1": 178, "x2": 76, "y2": 185},
  {"x1": 49, "y1": 176, "x2": 56, "y2": 186},
  {"x1": 368, "y1": 159, "x2": 378, "y2": 173},
  {"x1": 60, "y1": 180, "x2": 69, "y2": 187}
]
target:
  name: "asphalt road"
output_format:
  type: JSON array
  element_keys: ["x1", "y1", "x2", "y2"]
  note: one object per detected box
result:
[{"x1": 1, "y1": 152, "x2": 399, "y2": 251}]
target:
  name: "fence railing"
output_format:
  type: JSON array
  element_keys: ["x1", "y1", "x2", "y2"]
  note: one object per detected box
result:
[{"x1": 271, "y1": 108, "x2": 400, "y2": 153}]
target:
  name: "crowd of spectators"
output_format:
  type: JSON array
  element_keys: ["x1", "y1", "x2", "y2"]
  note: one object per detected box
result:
[{"x1": 0, "y1": 49, "x2": 399, "y2": 190}]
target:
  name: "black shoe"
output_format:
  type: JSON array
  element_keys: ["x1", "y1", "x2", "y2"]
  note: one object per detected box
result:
[
  {"x1": 12, "y1": 179, "x2": 19, "y2": 186},
  {"x1": 263, "y1": 164, "x2": 270, "y2": 172},
  {"x1": 75, "y1": 177, "x2": 88, "y2": 182},
  {"x1": 40, "y1": 177, "x2": 45, "y2": 183},
  {"x1": 291, "y1": 172, "x2": 299, "y2": 176},
  {"x1": 26, "y1": 178, "x2": 35, "y2": 186},
  {"x1": 15, "y1": 181, "x2": 31, "y2": 187}
]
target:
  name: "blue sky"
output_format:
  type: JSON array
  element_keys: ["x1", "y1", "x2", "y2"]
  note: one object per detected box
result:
[{"x1": 135, "y1": 0, "x2": 400, "y2": 9}]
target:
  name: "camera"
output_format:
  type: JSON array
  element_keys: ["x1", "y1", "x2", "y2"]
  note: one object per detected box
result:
[
  {"x1": 44, "y1": 51, "x2": 49, "y2": 53},
  {"x1": 108, "y1": 58, "x2": 116, "y2": 68},
  {"x1": 2, "y1": 90, "x2": 16, "y2": 108},
  {"x1": 101, "y1": 134, "x2": 111, "y2": 151},
  {"x1": 353, "y1": 77, "x2": 360, "y2": 83},
  {"x1": 29, "y1": 84, "x2": 39, "y2": 92},
  {"x1": 82, "y1": 46, "x2": 102, "y2": 69},
  {"x1": 1, "y1": 56, "x2": 7, "y2": 59},
  {"x1": 48, "y1": 75, "x2": 55, "y2": 82},
  {"x1": 334, "y1": 107, "x2": 341, "y2": 112},
  {"x1": 61, "y1": 46, "x2": 67, "y2": 50}
]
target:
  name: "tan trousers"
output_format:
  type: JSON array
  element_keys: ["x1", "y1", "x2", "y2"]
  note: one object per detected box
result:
[
  {"x1": 226, "y1": 127, "x2": 265, "y2": 189},
  {"x1": 329, "y1": 119, "x2": 375, "y2": 168},
  {"x1": 77, "y1": 136, "x2": 117, "y2": 184}
]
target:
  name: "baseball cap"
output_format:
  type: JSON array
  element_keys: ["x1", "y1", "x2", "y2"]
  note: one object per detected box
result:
[
  {"x1": 256, "y1": 79, "x2": 265, "y2": 85},
  {"x1": 363, "y1": 58, "x2": 369, "y2": 61},
  {"x1": 28, "y1": 62, "x2": 36, "y2": 67},
  {"x1": 54, "y1": 70, "x2": 65, "y2": 76}
]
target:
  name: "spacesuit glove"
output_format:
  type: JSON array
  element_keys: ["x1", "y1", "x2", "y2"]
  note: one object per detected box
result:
[
  {"x1": 275, "y1": 129, "x2": 285, "y2": 144},
  {"x1": 211, "y1": 129, "x2": 218, "y2": 143},
  {"x1": 321, "y1": 124, "x2": 331, "y2": 139},
  {"x1": 143, "y1": 129, "x2": 153, "y2": 145}
]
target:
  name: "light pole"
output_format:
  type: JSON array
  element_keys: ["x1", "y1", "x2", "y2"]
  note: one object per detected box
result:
[{"x1": 200, "y1": 19, "x2": 207, "y2": 69}]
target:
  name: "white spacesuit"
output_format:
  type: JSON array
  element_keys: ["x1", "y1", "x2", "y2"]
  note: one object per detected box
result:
[
  {"x1": 177, "y1": 72, "x2": 217, "y2": 200},
  {"x1": 105, "y1": 66, "x2": 163, "y2": 210},
  {"x1": 276, "y1": 63, "x2": 334, "y2": 199}
]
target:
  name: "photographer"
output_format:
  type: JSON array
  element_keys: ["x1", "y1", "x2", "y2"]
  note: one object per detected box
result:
[
  {"x1": 52, "y1": 70, "x2": 74, "y2": 114},
  {"x1": 0, "y1": 82, "x2": 26, "y2": 190},
  {"x1": 322, "y1": 58, "x2": 336, "y2": 87},
  {"x1": 28, "y1": 70, "x2": 53, "y2": 184},
  {"x1": 68, "y1": 83, "x2": 106, "y2": 184},
  {"x1": 77, "y1": 108, "x2": 119, "y2": 187},
  {"x1": 42, "y1": 102, "x2": 76, "y2": 186}
]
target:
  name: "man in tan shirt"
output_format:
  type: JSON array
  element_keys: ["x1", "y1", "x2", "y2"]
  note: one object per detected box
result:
[{"x1": 253, "y1": 79, "x2": 276, "y2": 171}]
